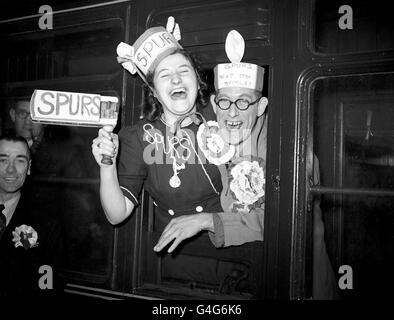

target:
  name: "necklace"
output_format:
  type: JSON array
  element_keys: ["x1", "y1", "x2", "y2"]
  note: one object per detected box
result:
[
  {"x1": 160, "y1": 114, "x2": 193, "y2": 133},
  {"x1": 160, "y1": 115, "x2": 185, "y2": 188},
  {"x1": 159, "y1": 114, "x2": 197, "y2": 189},
  {"x1": 169, "y1": 157, "x2": 184, "y2": 188},
  {"x1": 160, "y1": 114, "x2": 171, "y2": 127}
]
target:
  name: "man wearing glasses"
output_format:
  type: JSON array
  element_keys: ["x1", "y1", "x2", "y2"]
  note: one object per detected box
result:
[
  {"x1": 211, "y1": 87, "x2": 267, "y2": 159},
  {"x1": 9, "y1": 99, "x2": 44, "y2": 152}
]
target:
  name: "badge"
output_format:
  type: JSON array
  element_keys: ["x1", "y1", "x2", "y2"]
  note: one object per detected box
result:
[{"x1": 169, "y1": 175, "x2": 181, "y2": 188}]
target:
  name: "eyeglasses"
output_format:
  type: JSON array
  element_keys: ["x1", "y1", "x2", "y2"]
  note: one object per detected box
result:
[
  {"x1": 214, "y1": 96, "x2": 261, "y2": 111},
  {"x1": 15, "y1": 110, "x2": 31, "y2": 120}
]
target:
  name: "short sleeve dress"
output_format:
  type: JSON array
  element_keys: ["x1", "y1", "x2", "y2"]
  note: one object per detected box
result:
[{"x1": 118, "y1": 114, "x2": 223, "y2": 230}]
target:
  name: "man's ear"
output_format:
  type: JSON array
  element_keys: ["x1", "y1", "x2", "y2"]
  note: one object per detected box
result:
[
  {"x1": 9, "y1": 108, "x2": 16, "y2": 123},
  {"x1": 210, "y1": 94, "x2": 217, "y2": 114},
  {"x1": 257, "y1": 97, "x2": 268, "y2": 117}
]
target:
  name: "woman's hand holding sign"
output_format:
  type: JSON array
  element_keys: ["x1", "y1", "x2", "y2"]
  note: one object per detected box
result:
[
  {"x1": 92, "y1": 128, "x2": 119, "y2": 167},
  {"x1": 30, "y1": 89, "x2": 120, "y2": 166}
]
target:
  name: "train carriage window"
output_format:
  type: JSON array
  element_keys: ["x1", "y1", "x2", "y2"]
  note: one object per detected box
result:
[
  {"x1": 310, "y1": 72, "x2": 394, "y2": 298},
  {"x1": 0, "y1": 1, "x2": 129, "y2": 295},
  {"x1": 314, "y1": 0, "x2": 394, "y2": 54},
  {"x1": 37, "y1": 182, "x2": 114, "y2": 284},
  {"x1": 0, "y1": 98, "x2": 115, "y2": 290},
  {"x1": 2, "y1": 19, "x2": 122, "y2": 82},
  {"x1": 133, "y1": 66, "x2": 268, "y2": 299},
  {"x1": 0, "y1": 94, "x2": 116, "y2": 287}
]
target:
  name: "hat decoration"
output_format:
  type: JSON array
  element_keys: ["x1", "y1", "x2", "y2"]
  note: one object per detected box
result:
[
  {"x1": 116, "y1": 16, "x2": 182, "y2": 87},
  {"x1": 214, "y1": 30, "x2": 264, "y2": 91},
  {"x1": 225, "y1": 29, "x2": 245, "y2": 63}
]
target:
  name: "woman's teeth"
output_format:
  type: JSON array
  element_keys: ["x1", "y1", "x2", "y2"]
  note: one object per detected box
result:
[{"x1": 170, "y1": 88, "x2": 187, "y2": 99}]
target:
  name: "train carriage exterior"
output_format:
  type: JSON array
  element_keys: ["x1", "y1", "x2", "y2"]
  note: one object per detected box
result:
[{"x1": 1, "y1": 0, "x2": 394, "y2": 300}]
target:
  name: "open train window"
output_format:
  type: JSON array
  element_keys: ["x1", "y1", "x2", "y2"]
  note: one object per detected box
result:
[
  {"x1": 309, "y1": 72, "x2": 394, "y2": 298},
  {"x1": 0, "y1": 0, "x2": 129, "y2": 289},
  {"x1": 0, "y1": 91, "x2": 116, "y2": 287},
  {"x1": 132, "y1": 65, "x2": 269, "y2": 299},
  {"x1": 314, "y1": 0, "x2": 394, "y2": 54}
]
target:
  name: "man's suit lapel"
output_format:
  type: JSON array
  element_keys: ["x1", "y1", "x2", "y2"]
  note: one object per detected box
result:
[{"x1": 0, "y1": 195, "x2": 31, "y2": 250}]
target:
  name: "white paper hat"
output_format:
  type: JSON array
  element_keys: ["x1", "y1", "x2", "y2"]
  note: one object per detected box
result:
[
  {"x1": 116, "y1": 17, "x2": 182, "y2": 78},
  {"x1": 132, "y1": 26, "x2": 182, "y2": 76},
  {"x1": 214, "y1": 30, "x2": 264, "y2": 91}
]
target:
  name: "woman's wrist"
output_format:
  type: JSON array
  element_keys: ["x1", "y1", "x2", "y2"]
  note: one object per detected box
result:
[
  {"x1": 100, "y1": 163, "x2": 117, "y2": 175},
  {"x1": 200, "y1": 213, "x2": 214, "y2": 232}
]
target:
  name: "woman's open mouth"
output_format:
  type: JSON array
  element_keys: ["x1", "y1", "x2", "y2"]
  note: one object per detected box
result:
[{"x1": 170, "y1": 88, "x2": 187, "y2": 100}]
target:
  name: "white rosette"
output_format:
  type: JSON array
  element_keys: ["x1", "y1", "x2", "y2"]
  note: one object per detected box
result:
[
  {"x1": 12, "y1": 224, "x2": 39, "y2": 249},
  {"x1": 230, "y1": 160, "x2": 265, "y2": 206},
  {"x1": 197, "y1": 120, "x2": 235, "y2": 165}
]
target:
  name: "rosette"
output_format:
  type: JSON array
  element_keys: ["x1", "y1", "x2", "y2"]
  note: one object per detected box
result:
[
  {"x1": 12, "y1": 224, "x2": 39, "y2": 250},
  {"x1": 228, "y1": 158, "x2": 265, "y2": 213},
  {"x1": 197, "y1": 120, "x2": 235, "y2": 165}
]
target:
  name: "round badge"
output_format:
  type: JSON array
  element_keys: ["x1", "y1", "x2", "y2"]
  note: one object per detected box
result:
[
  {"x1": 169, "y1": 175, "x2": 181, "y2": 188},
  {"x1": 196, "y1": 121, "x2": 235, "y2": 165}
]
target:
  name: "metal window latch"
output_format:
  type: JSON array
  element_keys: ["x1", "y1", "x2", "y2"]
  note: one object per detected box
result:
[
  {"x1": 272, "y1": 175, "x2": 280, "y2": 191},
  {"x1": 365, "y1": 110, "x2": 373, "y2": 141}
]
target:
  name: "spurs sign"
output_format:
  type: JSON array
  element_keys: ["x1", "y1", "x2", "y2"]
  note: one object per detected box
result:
[{"x1": 30, "y1": 89, "x2": 119, "y2": 127}]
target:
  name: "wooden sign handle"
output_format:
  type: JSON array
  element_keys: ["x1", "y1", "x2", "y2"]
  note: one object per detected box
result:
[{"x1": 101, "y1": 125, "x2": 114, "y2": 165}]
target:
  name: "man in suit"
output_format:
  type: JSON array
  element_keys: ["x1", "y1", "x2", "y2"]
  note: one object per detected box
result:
[{"x1": 0, "y1": 134, "x2": 64, "y2": 297}]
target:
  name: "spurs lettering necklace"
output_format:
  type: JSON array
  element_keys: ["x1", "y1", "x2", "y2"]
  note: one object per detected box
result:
[{"x1": 161, "y1": 115, "x2": 185, "y2": 188}]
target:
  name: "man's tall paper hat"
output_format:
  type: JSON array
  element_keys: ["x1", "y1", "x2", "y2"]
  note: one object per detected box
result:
[
  {"x1": 214, "y1": 30, "x2": 264, "y2": 91},
  {"x1": 116, "y1": 17, "x2": 182, "y2": 81}
]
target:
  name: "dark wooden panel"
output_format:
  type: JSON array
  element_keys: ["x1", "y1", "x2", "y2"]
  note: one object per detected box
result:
[
  {"x1": 314, "y1": 0, "x2": 394, "y2": 54},
  {"x1": 147, "y1": 0, "x2": 273, "y2": 64}
]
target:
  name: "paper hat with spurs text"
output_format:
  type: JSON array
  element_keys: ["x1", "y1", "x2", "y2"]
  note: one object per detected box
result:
[
  {"x1": 214, "y1": 30, "x2": 264, "y2": 91},
  {"x1": 117, "y1": 17, "x2": 182, "y2": 77}
]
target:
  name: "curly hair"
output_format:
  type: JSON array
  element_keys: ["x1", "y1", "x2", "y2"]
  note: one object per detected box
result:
[{"x1": 141, "y1": 49, "x2": 208, "y2": 121}]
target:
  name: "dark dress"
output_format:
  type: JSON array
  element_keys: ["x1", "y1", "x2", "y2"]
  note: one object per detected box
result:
[
  {"x1": 118, "y1": 116, "x2": 223, "y2": 230},
  {"x1": 118, "y1": 111, "x2": 227, "y2": 289}
]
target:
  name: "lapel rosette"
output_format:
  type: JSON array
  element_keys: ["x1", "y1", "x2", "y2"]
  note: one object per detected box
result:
[
  {"x1": 12, "y1": 224, "x2": 39, "y2": 250},
  {"x1": 228, "y1": 156, "x2": 265, "y2": 213}
]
